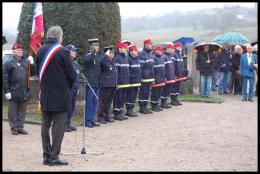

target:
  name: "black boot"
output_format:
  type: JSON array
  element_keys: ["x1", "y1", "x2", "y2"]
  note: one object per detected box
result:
[
  {"x1": 126, "y1": 108, "x2": 137, "y2": 117},
  {"x1": 139, "y1": 102, "x2": 149, "y2": 114},
  {"x1": 176, "y1": 95, "x2": 182, "y2": 105},
  {"x1": 170, "y1": 95, "x2": 176, "y2": 106},
  {"x1": 160, "y1": 98, "x2": 171, "y2": 109},
  {"x1": 120, "y1": 110, "x2": 128, "y2": 120},
  {"x1": 145, "y1": 105, "x2": 153, "y2": 114},
  {"x1": 157, "y1": 105, "x2": 163, "y2": 111},
  {"x1": 171, "y1": 95, "x2": 179, "y2": 106},
  {"x1": 151, "y1": 103, "x2": 160, "y2": 112},
  {"x1": 114, "y1": 111, "x2": 124, "y2": 121}
]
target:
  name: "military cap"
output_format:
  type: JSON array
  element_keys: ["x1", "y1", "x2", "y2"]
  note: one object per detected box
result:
[
  {"x1": 104, "y1": 46, "x2": 114, "y2": 53},
  {"x1": 88, "y1": 38, "x2": 99, "y2": 44}
]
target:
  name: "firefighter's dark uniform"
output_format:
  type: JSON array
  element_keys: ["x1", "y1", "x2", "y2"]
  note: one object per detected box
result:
[
  {"x1": 171, "y1": 48, "x2": 187, "y2": 106},
  {"x1": 138, "y1": 48, "x2": 155, "y2": 114},
  {"x1": 150, "y1": 52, "x2": 165, "y2": 112},
  {"x1": 125, "y1": 53, "x2": 141, "y2": 117},
  {"x1": 113, "y1": 51, "x2": 130, "y2": 120},
  {"x1": 161, "y1": 52, "x2": 176, "y2": 109}
]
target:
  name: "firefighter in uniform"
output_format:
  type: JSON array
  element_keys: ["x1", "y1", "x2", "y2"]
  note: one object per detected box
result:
[
  {"x1": 160, "y1": 43, "x2": 176, "y2": 109},
  {"x1": 125, "y1": 44, "x2": 141, "y2": 117},
  {"x1": 98, "y1": 46, "x2": 117, "y2": 124},
  {"x1": 138, "y1": 39, "x2": 155, "y2": 114},
  {"x1": 150, "y1": 46, "x2": 166, "y2": 112},
  {"x1": 113, "y1": 42, "x2": 130, "y2": 121},
  {"x1": 171, "y1": 42, "x2": 188, "y2": 106},
  {"x1": 84, "y1": 38, "x2": 100, "y2": 127}
]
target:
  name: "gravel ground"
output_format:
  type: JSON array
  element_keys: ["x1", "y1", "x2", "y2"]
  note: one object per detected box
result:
[{"x1": 2, "y1": 93, "x2": 258, "y2": 171}]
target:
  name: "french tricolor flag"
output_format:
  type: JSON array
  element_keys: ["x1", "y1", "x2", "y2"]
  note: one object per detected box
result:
[{"x1": 30, "y1": 2, "x2": 44, "y2": 54}]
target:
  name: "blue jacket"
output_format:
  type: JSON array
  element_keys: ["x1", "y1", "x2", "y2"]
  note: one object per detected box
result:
[
  {"x1": 162, "y1": 52, "x2": 176, "y2": 81},
  {"x1": 114, "y1": 52, "x2": 130, "y2": 87},
  {"x1": 127, "y1": 54, "x2": 141, "y2": 86},
  {"x1": 172, "y1": 49, "x2": 185, "y2": 78},
  {"x1": 100, "y1": 55, "x2": 117, "y2": 88},
  {"x1": 139, "y1": 48, "x2": 155, "y2": 82},
  {"x1": 218, "y1": 49, "x2": 231, "y2": 72},
  {"x1": 153, "y1": 54, "x2": 165, "y2": 84},
  {"x1": 240, "y1": 53, "x2": 257, "y2": 78},
  {"x1": 71, "y1": 60, "x2": 81, "y2": 90}
]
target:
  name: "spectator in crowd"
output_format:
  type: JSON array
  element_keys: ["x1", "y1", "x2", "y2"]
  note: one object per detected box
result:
[
  {"x1": 252, "y1": 44, "x2": 258, "y2": 96},
  {"x1": 218, "y1": 44, "x2": 232, "y2": 95},
  {"x1": 196, "y1": 44, "x2": 215, "y2": 97},
  {"x1": 240, "y1": 44, "x2": 257, "y2": 102},
  {"x1": 231, "y1": 45, "x2": 243, "y2": 95},
  {"x1": 211, "y1": 49, "x2": 220, "y2": 91}
]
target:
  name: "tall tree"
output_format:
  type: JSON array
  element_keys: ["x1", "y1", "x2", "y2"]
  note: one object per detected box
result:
[{"x1": 17, "y1": 2, "x2": 121, "y2": 65}]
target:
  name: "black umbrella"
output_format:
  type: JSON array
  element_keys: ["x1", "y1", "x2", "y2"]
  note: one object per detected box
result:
[
  {"x1": 2, "y1": 36, "x2": 7, "y2": 45},
  {"x1": 193, "y1": 41, "x2": 222, "y2": 52},
  {"x1": 251, "y1": 41, "x2": 258, "y2": 46}
]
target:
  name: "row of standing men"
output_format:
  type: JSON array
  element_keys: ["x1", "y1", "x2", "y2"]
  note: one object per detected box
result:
[{"x1": 68, "y1": 38, "x2": 189, "y2": 130}]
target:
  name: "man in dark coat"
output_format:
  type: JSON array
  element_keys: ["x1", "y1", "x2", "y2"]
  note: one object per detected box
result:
[
  {"x1": 113, "y1": 42, "x2": 130, "y2": 121},
  {"x1": 36, "y1": 26, "x2": 76, "y2": 166},
  {"x1": 126, "y1": 44, "x2": 141, "y2": 117},
  {"x1": 138, "y1": 39, "x2": 155, "y2": 114},
  {"x1": 196, "y1": 44, "x2": 215, "y2": 97},
  {"x1": 3, "y1": 43, "x2": 34, "y2": 135},
  {"x1": 84, "y1": 38, "x2": 101, "y2": 128},
  {"x1": 98, "y1": 46, "x2": 117, "y2": 124}
]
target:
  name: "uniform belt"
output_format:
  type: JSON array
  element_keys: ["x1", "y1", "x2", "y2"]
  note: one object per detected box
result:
[
  {"x1": 151, "y1": 82, "x2": 166, "y2": 87},
  {"x1": 175, "y1": 77, "x2": 187, "y2": 81},
  {"x1": 165, "y1": 79, "x2": 176, "y2": 84},
  {"x1": 141, "y1": 78, "x2": 155, "y2": 82},
  {"x1": 130, "y1": 83, "x2": 141, "y2": 87},
  {"x1": 117, "y1": 84, "x2": 131, "y2": 88}
]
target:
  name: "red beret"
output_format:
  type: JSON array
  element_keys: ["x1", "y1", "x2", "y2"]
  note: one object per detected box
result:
[
  {"x1": 166, "y1": 43, "x2": 175, "y2": 49},
  {"x1": 116, "y1": 42, "x2": 127, "y2": 49},
  {"x1": 144, "y1": 39, "x2": 153, "y2": 45},
  {"x1": 12, "y1": 43, "x2": 23, "y2": 50},
  {"x1": 174, "y1": 42, "x2": 182, "y2": 48},
  {"x1": 154, "y1": 46, "x2": 163, "y2": 52},
  {"x1": 128, "y1": 45, "x2": 138, "y2": 52}
]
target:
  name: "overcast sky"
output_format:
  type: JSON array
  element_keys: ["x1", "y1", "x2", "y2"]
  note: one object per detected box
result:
[{"x1": 2, "y1": 2, "x2": 256, "y2": 35}]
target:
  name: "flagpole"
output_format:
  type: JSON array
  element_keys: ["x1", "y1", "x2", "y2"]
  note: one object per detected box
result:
[{"x1": 27, "y1": 48, "x2": 32, "y2": 92}]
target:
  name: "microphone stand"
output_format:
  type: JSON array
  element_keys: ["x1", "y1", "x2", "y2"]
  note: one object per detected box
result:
[{"x1": 60, "y1": 74, "x2": 103, "y2": 160}]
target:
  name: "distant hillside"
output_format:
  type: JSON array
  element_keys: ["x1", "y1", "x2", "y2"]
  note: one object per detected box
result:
[
  {"x1": 122, "y1": 26, "x2": 257, "y2": 48},
  {"x1": 121, "y1": 5, "x2": 257, "y2": 34}
]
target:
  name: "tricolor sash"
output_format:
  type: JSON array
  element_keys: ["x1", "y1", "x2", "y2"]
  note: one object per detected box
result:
[{"x1": 38, "y1": 43, "x2": 63, "y2": 101}]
